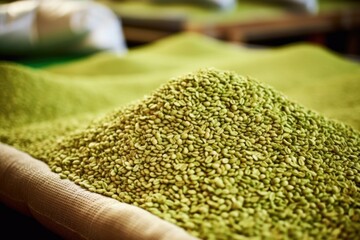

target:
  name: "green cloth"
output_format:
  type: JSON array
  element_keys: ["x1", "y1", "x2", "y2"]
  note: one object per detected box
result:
[{"x1": 0, "y1": 33, "x2": 359, "y2": 156}]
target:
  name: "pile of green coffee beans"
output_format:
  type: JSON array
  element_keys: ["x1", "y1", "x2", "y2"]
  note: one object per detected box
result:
[{"x1": 45, "y1": 68, "x2": 360, "y2": 239}]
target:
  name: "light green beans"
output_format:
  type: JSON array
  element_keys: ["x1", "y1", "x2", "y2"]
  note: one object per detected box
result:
[{"x1": 45, "y1": 68, "x2": 360, "y2": 240}]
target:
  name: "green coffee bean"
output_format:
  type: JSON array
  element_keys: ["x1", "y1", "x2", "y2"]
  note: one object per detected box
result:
[{"x1": 36, "y1": 69, "x2": 360, "y2": 240}]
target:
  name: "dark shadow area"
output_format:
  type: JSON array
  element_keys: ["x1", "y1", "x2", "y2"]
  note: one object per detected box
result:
[{"x1": 0, "y1": 202, "x2": 63, "y2": 240}]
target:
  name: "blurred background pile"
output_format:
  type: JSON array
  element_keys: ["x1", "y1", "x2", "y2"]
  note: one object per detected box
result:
[{"x1": 0, "y1": 0, "x2": 359, "y2": 62}]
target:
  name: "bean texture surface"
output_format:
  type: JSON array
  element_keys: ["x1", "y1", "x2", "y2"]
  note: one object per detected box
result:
[{"x1": 38, "y1": 69, "x2": 360, "y2": 239}]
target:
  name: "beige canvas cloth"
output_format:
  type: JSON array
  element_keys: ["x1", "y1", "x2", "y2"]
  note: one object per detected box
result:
[{"x1": 0, "y1": 143, "x2": 197, "y2": 240}]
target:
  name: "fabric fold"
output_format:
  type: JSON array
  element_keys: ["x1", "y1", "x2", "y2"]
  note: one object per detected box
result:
[{"x1": 0, "y1": 143, "x2": 197, "y2": 240}]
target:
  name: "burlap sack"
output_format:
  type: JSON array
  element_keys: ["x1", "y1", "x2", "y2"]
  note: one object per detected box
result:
[{"x1": 0, "y1": 143, "x2": 197, "y2": 240}]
